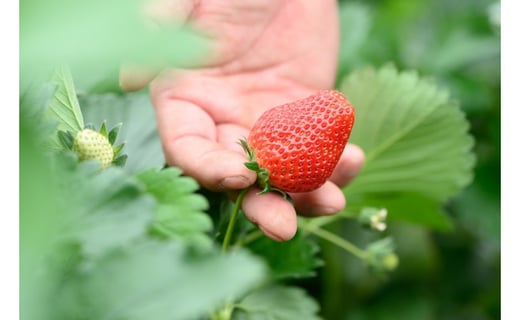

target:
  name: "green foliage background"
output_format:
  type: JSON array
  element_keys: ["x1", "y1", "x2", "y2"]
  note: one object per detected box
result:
[
  {"x1": 329, "y1": 1, "x2": 500, "y2": 319},
  {"x1": 20, "y1": 0, "x2": 500, "y2": 319}
]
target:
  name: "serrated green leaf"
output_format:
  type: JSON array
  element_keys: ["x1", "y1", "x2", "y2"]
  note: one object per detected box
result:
[
  {"x1": 44, "y1": 66, "x2": 85, "y2": 149},
  {"x1": 233, "y1": 285, "x2": 321, "y2": 320},
  {"x1": 151, "y1": 205, "x2": 213, "y2": 248},
  {"x1": 79, "y1": 92, "x2": 165, "y2": 173},
  {"x1": 246, "y1": 230, "x2": 322, "y2": 280},
  {"x1": 136, "y1": 167, "x2": 211, "y2": 246},
  {"x1": 59, "y1": 163, "x2": 154, "y2": 258},
  {"x1": 136, "y1": 167, "x2": 201, "y2": 203},
  {"x1": 340, "y1": 65, "x2": 475, "y2": 220},
  {"x1": 56, "y1": 240, "x2": 266, "y2": 320}
]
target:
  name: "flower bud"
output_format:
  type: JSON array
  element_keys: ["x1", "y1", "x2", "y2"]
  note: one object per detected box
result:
[
  {"x1": 359, "y1": 207, "x2": 388, "y2": 232},
  {"x1": 364, "y1": 237, "x2": 399, "y2": 275}
]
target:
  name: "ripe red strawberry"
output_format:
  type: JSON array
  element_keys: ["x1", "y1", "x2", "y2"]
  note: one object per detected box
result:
[{"x1": 241, "y1": 90, "x2": 355, "y2": 194}]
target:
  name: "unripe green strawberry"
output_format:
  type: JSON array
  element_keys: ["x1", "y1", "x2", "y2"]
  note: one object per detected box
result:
[
  {"x1": 72, "y1": 129, "x2": 114, "y2": 169},
  {"x1": 242, "y1": 90, "x2": 355, "y2": 193}
]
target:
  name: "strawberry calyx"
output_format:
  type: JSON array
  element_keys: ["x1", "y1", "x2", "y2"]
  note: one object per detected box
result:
[{"x1": 239, "y1": 139, "x2": 287, "y2": 198}]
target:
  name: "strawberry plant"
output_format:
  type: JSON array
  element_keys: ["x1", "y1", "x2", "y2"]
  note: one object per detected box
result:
[
  {"x1": 20, "y1": 1, "x2": 498, "y2": 319},
  {"x1": 20, "y1": 62, "x2": 475, "y2": 319}
]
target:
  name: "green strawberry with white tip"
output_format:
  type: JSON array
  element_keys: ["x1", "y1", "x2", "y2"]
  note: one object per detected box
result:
[
  {"x1": 59, "y1": 122, "x2": 127, "y2": 170},
  {"x1": 72, "y1": 129, "x2": 114, "y2": 169}
]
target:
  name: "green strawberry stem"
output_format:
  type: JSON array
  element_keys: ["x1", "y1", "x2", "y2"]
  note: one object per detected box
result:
[
  {"x1": 299, "y1": 218, "x2": 367, "y2": 260},
  {"x1": 238, "y1": 139, "x2": 288, "y2": 198},
  {"x1": 210, "y1": 301, "x2": 234, "y2": 320},
  {"x1": 239, "y1": 139, "x2": 269, "y2": 194},
  {"x1": 221, "y1": 188, "x2": 249, "y2": 253},
  {"x1": 236, "y1": 229, "x2": 264, "y2": 247}
]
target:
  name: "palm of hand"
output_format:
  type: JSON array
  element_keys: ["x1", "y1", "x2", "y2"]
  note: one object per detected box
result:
[
  {"x1": 153, "y1": 1, "x2": 339, "y2": 128},
  {"x1": 126, "y1": 1, "x2": 364, "y2": 241}
]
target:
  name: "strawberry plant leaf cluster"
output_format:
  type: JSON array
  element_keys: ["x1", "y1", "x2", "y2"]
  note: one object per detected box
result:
[
  {"x1": 22, "y1": 67, "x2": 327, "y2": 320},
  {"x1": 343, "y1": 65, "x2": 474, "y2": 199},
  {"x1": 136, "y1": 167, "x2": 213, "y2": 248},
  {"x1": 246, "y1": 230, "x2": 323, "y2": 280},
  {"x1": 21, "y1": 60, "x2": 475, "y2": 319},
  {"x1": 21, "y1": 114, "x2": 270, "y2": 320},
  {"x1": 20, "y1": 0, "x2": 499, "y2": 319},
  {"x1": 56, "y1": 159, "x2": 156, "y2": 259},
  {"x1": 233, "y1": 286, "x2": 321, "y2": 320}
]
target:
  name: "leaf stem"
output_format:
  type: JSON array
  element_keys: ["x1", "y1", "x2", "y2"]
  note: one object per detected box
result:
[
  {"x1": 299, "y1": 220, "x2": 367, "y2": 260},
  {"x1": 301, "y1": 210, "x2": 358, "y2": 229},
  {"x1": 237, "y1": 229, "x2": 264, "y2": 247},
  {"x1": 210, "y1": 301, "x2": 234, "y2": 320},
  {"x1": 222, "y1": 188, "x2": 249, "y2": 253}
]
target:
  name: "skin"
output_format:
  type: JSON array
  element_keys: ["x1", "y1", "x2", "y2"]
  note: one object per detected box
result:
[{"x1": 120, "y1": 0, "x2": 365, "y2": 241}]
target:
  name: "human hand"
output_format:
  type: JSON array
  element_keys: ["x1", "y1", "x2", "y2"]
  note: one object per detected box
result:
[{"x1": 120, "y1": 0, "x2": 365, "y2": 241}]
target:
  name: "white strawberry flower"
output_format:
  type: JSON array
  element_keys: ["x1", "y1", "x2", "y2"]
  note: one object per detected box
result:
[{"x1": 359, "y1": 207, "x2": 388, "y2": 232}]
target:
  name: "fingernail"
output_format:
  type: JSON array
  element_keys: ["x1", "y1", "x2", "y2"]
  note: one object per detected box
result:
[
  {"x1": 258, "y1": 225, "x2": 285, "y2": 242},
  {"x1": 346, "y1": 166, "x2": 363, "y2": 181},
  {"x1": 220, "y1": 176, "x2": 251, "y2": 190},
  {"x1": 312, "y1": 206, "x2": 339, "y2": 216}
]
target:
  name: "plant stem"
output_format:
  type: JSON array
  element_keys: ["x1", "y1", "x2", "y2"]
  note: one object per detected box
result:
[
  {"x1": 210, "y1": 302, "x2": 234, "y2": 320},
  {"x1": 222, "y1": 188, "x2": 249, "y2": 253},
  {"x1": 237, "y1": 229, "x2": 264, "y2": 247},
  {"x1": 300, "y1": 220, "x2": 367, "y2": 260}
]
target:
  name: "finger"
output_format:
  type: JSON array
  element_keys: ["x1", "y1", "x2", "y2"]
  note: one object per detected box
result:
[
  {"x1": 119, "y1": 64, "x2": 162, "y2": 92},
  {"x1": 242, "y1": 188, "x2": 298, "y2": 241},
  {"x1": 143, "y1": 0, "x2": 196, "y2": 26},
  {"x1": 290, "y1": 181, "x2": 346, "y2": 217},
  {"x1": 153, "y1": 97, "x2": 256, "y2": 191},
  {"x1": 329, "y1": 143, "x2": 365, "y2": 187},
  {"x1": 171, "y1": 136, "x2": 257, "y2": 190},
  {"x1": 216, "y1": 123, "x2": 251, "y2": 154}
]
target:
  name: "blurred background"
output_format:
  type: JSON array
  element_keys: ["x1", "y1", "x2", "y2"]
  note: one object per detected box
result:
[{"x1": 316, "y1": 0, "x2": 500, "y2": 319}]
